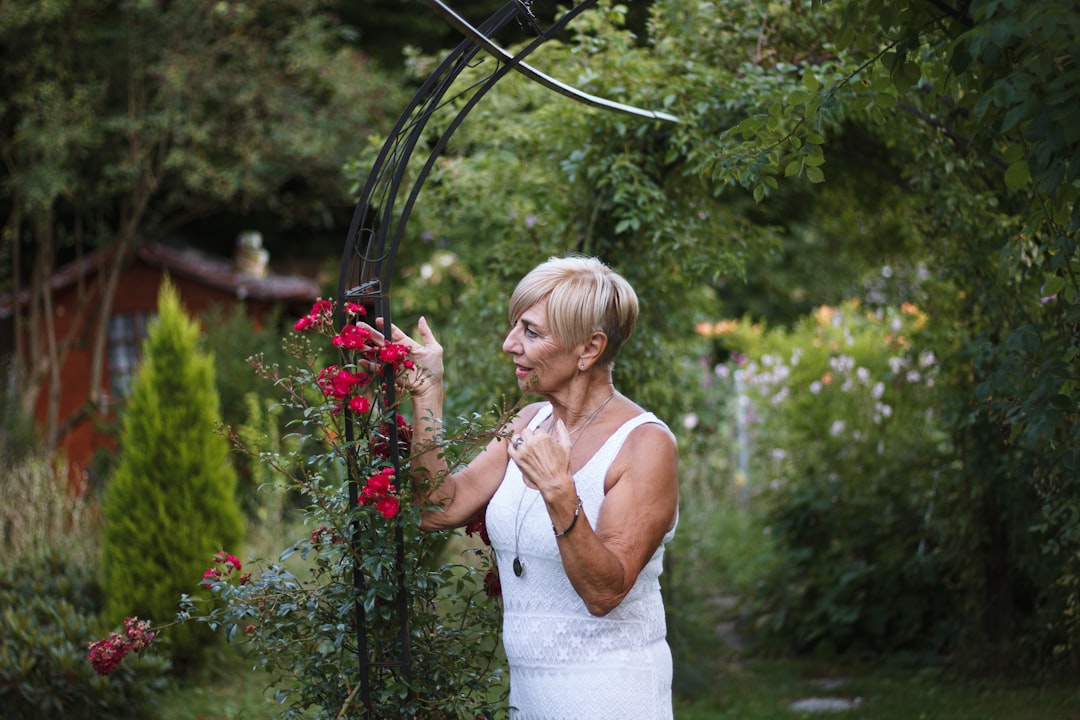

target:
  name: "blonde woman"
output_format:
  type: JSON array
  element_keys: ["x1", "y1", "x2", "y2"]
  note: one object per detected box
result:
[{"x1": 382, "y1": 256, "x2": 678, "y2": 720}]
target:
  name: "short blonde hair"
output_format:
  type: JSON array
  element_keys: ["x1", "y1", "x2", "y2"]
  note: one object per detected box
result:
[{"x1": 508, "y1": 256, "x2": 638, "y2": 366}]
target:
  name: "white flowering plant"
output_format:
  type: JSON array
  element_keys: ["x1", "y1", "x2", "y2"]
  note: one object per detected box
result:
[{"x1": 698, "y1": 300, "x2": 955, "y2": 656}]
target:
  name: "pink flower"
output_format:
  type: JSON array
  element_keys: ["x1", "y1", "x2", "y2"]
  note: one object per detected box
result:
[
  {"x1": 332, "y1": 324, "x2": 372, "y2": 350},
  {"x1": 364, "y1": 468, "x2": 395, "y2": 495},
  {"x1": 465, "y1": 516, "x2": 491, "y2": 546},
  {"x1": 88, "y1": 632, "x2": 131, "y2": 675},
  {"x1": 212, "y1": 551, "x2": 241, "y2": 572},
  {"x1": 359, "y1": 467, "x2": 399, "y2": 518},
  {"x1": 344, "y1": 302, "x2": 366, "y2": 316},
  {"x1": 370, "y1": 414, "x2": 413, "y2": 460},
  {"x1": 87, "y1": 616, "x2": 156, "y2": 675},
  {"x1": 203, "y1": 551, "x2": 242, "y2": 586},
  {"x1": 317, "y1": 366, "x2": 369, "y2": 400},
  {"x1": 348, "y1": 395, "x2": 372, "y2": 414},
  {"x1": 360, "y1": 479, "x2": 397, "y2": 503},
  {"x1": 378, "y1": 342, "x2": 413, "y2": 370},
  {"x1": 375, "y1": 496, "x2": 400, "y2": 519},
  {"x1": 294, "y1": 299, "x2": 335, "y2": 333},
  {"x1": 124, "y1": 617, "x2": 155, "y2": 652}
]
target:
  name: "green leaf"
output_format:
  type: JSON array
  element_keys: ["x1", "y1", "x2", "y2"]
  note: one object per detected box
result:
[
  {"x1": 1002, "y1": 142, "x2": 1026, "y2": 163},
  {"x1": 805, "y1": 166, "x2": 826, "y2": 183},
  {"x1": 788, "y1": 90, "x2": 813, "y2": 105},
  {"x1": 1042, "y1": 275, "x2": 1065, "y2": 296},
  {"x1": 1004, "y1": 159, "x2": 1030, "y2": 192},
  {"x1": 874, "y1": 92, "x2": 898, "y2": 109}
]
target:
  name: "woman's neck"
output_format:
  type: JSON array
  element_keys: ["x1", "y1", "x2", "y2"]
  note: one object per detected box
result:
[{"x1": 547, "y1": 382, "x2": 616, "y2": 433}]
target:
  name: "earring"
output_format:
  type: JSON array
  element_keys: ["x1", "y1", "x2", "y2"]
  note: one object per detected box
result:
[{"x1": 579, "y1": 363, "x2": 585, "y2": 371}]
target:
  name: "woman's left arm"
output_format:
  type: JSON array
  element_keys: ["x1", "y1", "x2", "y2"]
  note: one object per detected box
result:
[{"x1": 545, "y1": 423, "x2": 679, "y2": 616}]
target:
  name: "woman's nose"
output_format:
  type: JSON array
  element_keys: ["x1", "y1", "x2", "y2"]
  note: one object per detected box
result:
[{"x1": 502, "y1": 326, "x2": 518, "y2": 353}]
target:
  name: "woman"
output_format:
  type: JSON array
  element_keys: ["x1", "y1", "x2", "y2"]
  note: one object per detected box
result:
[{"x1": 383, "y1": 255, "x2": 678, "y2": 720}]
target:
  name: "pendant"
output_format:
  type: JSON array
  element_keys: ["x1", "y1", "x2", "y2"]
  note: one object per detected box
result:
[{"x1": 513, "y1": 557, "x2": 523, "y2": 577}]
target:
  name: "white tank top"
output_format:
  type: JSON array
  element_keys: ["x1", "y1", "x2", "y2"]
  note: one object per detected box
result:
[{"x1": 485, "y1": 404, "x2": 676, "y2": 719}]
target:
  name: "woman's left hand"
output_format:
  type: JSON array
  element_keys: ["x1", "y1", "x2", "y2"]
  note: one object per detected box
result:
[{"x1": 507, "y1": 420, "x2": 576, "y2": 499}]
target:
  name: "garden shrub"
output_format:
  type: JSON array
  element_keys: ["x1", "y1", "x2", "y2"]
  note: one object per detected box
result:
[
  {"x1": 102, "y1": 280, "x2": 245, "y2": 673},
  {"x1": 0, "y1": 549, "x2": 170, "y2": 720},
  {"x1": 711, "y1": 301, "x2": 958, "y2": 658}
]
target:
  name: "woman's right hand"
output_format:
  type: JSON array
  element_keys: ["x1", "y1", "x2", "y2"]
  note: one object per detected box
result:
[{"x1": 378, "y1": 315, "x2": 444, "y2": 399}]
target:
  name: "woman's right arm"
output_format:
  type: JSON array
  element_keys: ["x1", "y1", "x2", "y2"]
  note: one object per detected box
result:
[{"x1": 377, "y1": 316, "x2": 517, "y2": 530}]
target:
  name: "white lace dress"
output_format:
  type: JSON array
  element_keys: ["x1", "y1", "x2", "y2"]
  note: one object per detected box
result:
[{"x1": 486, "y1": 404, "x2": 676, "y2": 720}]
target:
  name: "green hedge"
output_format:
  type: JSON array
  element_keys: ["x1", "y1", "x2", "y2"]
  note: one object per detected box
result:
[{"x1": 0, "y1": 549, "x2": 170, "y2": 720}]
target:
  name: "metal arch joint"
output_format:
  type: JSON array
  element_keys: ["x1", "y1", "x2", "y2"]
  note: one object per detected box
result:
[{"x1": 426, "y1": 0, "x2": 679, "y2": 123}]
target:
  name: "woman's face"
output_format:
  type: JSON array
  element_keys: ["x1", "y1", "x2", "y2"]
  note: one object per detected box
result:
[{"x1": 502, "y1": 297, "x2": 578, "y2": 394}]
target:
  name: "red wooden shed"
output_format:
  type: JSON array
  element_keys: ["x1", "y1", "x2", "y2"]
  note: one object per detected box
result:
[{"x1": 0, "y1": 238, "x2": 322, "y2": 490}]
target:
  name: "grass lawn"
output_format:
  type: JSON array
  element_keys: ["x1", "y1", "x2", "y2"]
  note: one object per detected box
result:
[
  {"x1": 155, "y1": 650, "x2": 284, "y2": 720},
  {"x1": 675, "y1": 658, "x2": 1080, "y2": 720},
  {"x1": 155, "y1": 650, "x2": 1080, "y2": 720}
]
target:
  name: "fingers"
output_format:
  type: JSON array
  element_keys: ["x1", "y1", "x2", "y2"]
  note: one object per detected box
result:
[
  {"x1": 373, "y1": 315, "x2": 439, "y2": 349},
  {"x1": 416, "y1": 315, "x2": 432, "y2": 340}
]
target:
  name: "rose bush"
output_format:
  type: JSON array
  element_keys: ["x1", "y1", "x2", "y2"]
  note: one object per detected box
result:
[{"x1": 91, "y1": 299, "x2": 509, "y2": 718}]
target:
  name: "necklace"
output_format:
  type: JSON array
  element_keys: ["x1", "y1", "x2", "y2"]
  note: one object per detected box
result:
[{"x1": 512, "y1": 389, "x2": 616, "y2": 577}]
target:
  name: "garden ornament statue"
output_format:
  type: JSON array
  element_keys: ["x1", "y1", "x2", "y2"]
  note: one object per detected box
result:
[{"x1": 335, "y1": 0, "x2": 677, "y2": 710}]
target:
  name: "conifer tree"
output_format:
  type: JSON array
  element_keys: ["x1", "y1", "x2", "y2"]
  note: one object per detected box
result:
[{"x1": 102, "y1": 279, "x2": 244, "y2": 671}]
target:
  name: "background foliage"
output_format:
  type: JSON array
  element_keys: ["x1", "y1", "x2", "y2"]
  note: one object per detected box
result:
[
  {"x1": 357, "y1": 0, "x2": 1078, "y2": 669},
  {"x1": 0, "y1": 0, "x2": 407, "y2": 450},
  {"x1": 1, "y1": 0, "x2": 1078, "y2": 714}
]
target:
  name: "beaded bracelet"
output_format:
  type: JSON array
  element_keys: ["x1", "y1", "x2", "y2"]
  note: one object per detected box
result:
[{"x1": 553, "y1": 497, "x2": 583, "y2": 538}]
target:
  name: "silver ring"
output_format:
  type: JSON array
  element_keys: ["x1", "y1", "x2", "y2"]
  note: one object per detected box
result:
[{"x1": 512, "y1": 437, "x2": 524, "y2": 448}]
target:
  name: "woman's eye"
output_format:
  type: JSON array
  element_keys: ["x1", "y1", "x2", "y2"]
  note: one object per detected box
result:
[{"x1": 525, "y1": 328, "x2": 539, "y2": 339}]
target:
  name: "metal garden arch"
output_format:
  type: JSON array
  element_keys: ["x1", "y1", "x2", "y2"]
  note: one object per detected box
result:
[{"x1": 334, "y1": 0, "x2": 677, "y2": 709}]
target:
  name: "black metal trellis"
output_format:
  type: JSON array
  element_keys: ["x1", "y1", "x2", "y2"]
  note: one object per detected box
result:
[{"x1": 334, "y1": 0, "x2": 677, "y2": 712}]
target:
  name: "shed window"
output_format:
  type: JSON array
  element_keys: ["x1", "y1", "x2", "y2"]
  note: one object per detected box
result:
[{"x1": 107, "y1": 312, "x2": 154, "y2": 399}]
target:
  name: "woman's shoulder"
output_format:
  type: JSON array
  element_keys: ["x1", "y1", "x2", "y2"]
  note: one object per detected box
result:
[
  {"x1": 616, "y1": 405, "x2": 677, "y2": 452},
  {"x1": 509, "y1": 401, "x2": 550, "y2": 430},
  {"x1": 613, "y1": 397, "x2": 672, "y2": 433}
]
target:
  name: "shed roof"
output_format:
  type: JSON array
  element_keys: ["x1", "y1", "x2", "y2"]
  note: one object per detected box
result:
[{"x1": 0, "y1": 240, "x2": 322, "y2": 319}]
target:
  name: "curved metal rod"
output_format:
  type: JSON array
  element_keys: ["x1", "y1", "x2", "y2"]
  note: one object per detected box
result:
[
  {"x1": 339, "y1": 0, "x2": 604, "y2": 299},
  {"x1": 427, "y1": 0, "x2": 679, "y2": 123},
  {"x1": 378, "y1": 1, "x2": 615, "y2": 284},
  {"x1": 337, "y1": 2, "x2": 522, "y2": 300}
]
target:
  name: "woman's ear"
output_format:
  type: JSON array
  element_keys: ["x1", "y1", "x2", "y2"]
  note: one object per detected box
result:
[{"x1": 577, "y1": 331, "x2": 608, "y2": 371}]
